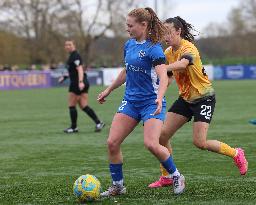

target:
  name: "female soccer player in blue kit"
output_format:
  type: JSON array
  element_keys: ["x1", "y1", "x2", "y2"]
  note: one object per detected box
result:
[{"x1": 97, "y1": 7, "x2": 185, "y2": 196}]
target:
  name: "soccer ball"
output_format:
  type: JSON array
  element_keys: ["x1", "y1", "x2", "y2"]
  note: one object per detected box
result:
[{"x1": 73, "y1": 174, "x2": 101, "y2": 202}]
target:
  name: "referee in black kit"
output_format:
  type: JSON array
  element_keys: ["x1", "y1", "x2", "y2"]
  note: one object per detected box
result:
[{"x1": 59, "y1": 40, "x2": 105, "y2": 133}]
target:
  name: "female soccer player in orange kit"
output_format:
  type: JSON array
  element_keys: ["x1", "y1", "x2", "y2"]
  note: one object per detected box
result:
[{"x1": 149, "y1": 16, "x2": 248, "y2": 189}]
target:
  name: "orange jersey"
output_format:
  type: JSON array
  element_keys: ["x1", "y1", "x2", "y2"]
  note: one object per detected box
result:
[{"x1": 165, "y1": 39, "x2": 214, "y2": 102}]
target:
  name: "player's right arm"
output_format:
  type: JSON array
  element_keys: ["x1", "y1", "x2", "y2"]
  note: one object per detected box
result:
[
  {"x1": 97, "y1": 68, "x2": 126, "y2": 104},
  {"x1": 58, "y1": 73, "x2": 69, "y2": 83}
]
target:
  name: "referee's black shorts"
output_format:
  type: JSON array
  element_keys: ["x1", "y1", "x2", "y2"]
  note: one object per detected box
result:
[
  {"x1": 69, "y1": 78, "x2": 90, "y2": 95},
  {"x1": 168, "y1": 95, "x2": 216, "y2": 124}
]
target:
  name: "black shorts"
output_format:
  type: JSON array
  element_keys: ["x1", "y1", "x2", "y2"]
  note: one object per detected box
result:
[
  {"x1": 168, "y1": 95, "x2": 216, "y2": 124},
  {"x1": 69, "y1": 78, "x2": 90, "y2": 95}
]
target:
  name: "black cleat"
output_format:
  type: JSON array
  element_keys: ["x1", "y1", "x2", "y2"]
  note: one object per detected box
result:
[
  {"x1": 64, "y1": 127, "x2": 78, "y2": 133},
  {"x1": 95, "y1": 122, "x2": 105, "y2": 132}
]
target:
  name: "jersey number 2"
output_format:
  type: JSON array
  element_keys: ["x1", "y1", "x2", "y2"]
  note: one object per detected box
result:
[
  {"x1": 119, "y1": 100, "x2": 127, "y2": 111},
  {"x1": 200, "y1": 105, "x2": 211, "y2": 120}
]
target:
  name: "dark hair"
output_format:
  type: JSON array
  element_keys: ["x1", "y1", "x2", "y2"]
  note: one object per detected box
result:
[
  {"x1": 128, "y1": 7, "x2": 167, "y2": 43},
  {"x1": 165, "y1": 16, "x2": 198, "y2": 42}
]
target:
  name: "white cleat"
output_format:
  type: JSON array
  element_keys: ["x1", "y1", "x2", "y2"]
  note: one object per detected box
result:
[
  {"x1": 100, "y1": 184, "x2": 126, "y2": 197},
  {"x1": 63, "y1": 127, "x2": 78, "y2": 133},
  {"x1": 173, "y1": 174, "x2": 185, "y2": 195},
  {"x1": 95, "y1": 122, "x2": 105, "y2": 132}
]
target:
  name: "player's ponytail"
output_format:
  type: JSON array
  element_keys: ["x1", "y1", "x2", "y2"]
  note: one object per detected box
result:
[
  {"x1": 165, "y1": 16, "x2": 197, "y2": 42},
  {"x1": 144, "y1": 7, "x2": 166, "y2": 43},
  {"x1": 128, "y1": 7, "x2": 167, "y2": 44}
]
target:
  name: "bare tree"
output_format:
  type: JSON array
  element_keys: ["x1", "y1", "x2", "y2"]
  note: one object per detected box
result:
[
  {"x1": 54, "y1": 0, "x2": 137, "y2": 66},
  {"x1": 240, "y1": 0, "x2": 256, "y2": 31},
  {"x1": 0, "y1": 0, "x2": 67, "y2": 64},
  {"x1": 202, "y1": 22, "x2": 229, "y2": 37},
  {"x1": 228, "y1": 7, "x2": 248, "y2": 35},
  {"x1": 0, "y1": 0, "x2": 137, "y2": 65},
  {"x1": 203, "y1": 0, "x2": 256, "y2": 37}
]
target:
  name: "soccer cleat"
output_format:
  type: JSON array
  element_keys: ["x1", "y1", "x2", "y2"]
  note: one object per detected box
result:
[
  {"x1": 233, "y1": 148, "x2": 248, "y2": 175},
  {"x1": 249, "y1": 119, "x2": 256, "y2": 125},
  {"x1": 148, "y1": 176, "x2": 173, "y2": 188},
  {"x1": 100, "y1": 184, "x2": 126, "y2": 197},
  {"x1": 63, "y1": 127, "x2": 78, "y2": 133},
  {"x1": 173, "y1": 174, "x2": 185, "y2": 195},
  {"x1": 95, "y1": 122, "x2": 105, "y2": 132}
]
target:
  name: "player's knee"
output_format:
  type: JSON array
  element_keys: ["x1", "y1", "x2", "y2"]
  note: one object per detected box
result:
[
  {"x1": 193, "y1": 140, "x2": 207, "y2": 150},
  {"x1": 79, "y1": 103, "x2": 87, "y2": 110},
  {"x1": 107, "y1": 138, "x2": 120, "y2": 154},
  {"x1": 160, "y1": 130, "x2": 172, "y2": 145},
  {"x1": 159, "y1": 134, "x2": 169, "y2": 146},
  {"x1": 144, "y1": 141, "x2": 157, "y2": 153}
]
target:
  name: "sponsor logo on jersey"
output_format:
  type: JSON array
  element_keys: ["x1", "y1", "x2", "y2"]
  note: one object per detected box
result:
[{"x1": 126, "y1": 63, "x2": 147, "y2": 74}]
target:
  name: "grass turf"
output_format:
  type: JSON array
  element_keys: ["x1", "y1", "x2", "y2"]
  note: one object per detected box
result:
[{"x1": 0, "y1": 80, "x2": 255, "y2": 204}]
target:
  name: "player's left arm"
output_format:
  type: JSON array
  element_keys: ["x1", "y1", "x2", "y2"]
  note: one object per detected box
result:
[{"x1": 58, "y1": 73, "x2": 69, "y2": 84}]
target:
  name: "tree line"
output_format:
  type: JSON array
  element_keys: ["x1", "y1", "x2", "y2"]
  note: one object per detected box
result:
[{"x1": 0, "y1": 0, "x2": 255, "y2": 68}]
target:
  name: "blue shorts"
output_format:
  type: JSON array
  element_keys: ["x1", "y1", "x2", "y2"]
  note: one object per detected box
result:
[{"x1": 117, "y1": 99, "x2": 166, "y2": 122}]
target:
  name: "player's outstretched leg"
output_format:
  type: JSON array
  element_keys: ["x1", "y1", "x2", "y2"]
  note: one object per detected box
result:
[
  {"x1": 193, "y1": 122, "x2": 248, "y2": 175},
  {"x1": 210, "y1": 141, "x2": 248, "y2": 175}
]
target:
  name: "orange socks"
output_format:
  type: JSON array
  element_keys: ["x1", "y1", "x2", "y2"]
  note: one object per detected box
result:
[
  {"x1": 219, "y1": 142, "x2": 236, "y2": 158},
  {"x1": 160, "y1": 164, "x2": 170, "y2": 177}
]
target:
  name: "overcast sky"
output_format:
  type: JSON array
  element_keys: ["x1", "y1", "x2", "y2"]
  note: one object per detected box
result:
[
  {"x1": 0, "y1": 0, "x2": 242, "y2": 33},
  {"x1": 140, "y1": 0, "x2": 241, "y2": 32}
]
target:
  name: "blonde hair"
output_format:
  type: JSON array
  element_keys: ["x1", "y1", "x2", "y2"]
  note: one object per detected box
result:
[{"x1": 128, "y1": 7, "x2": 167, "y2": 44}]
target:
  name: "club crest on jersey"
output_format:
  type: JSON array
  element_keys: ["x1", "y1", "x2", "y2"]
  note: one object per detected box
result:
[{"x1": 138, "y1": 50, "x2": 146, "y2": 58}]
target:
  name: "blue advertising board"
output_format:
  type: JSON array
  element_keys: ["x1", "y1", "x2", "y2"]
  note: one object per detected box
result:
[{"x1": 214, "y1": 65, "x2": 256, "y2": 80}]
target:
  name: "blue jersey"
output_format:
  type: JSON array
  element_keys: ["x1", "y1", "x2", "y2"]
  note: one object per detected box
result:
[{"x1": 124, "y1": 39, "x2": 166, "y2": 104}]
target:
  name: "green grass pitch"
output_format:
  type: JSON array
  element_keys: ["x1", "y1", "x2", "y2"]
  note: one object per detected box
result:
[{"x1": 0, "y1": 80, "x2": 255, "y2": 204}]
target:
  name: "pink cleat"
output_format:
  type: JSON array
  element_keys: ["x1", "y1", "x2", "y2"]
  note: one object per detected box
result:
[
  {"x1": 233, "y1": 148, "x2": 248, "y2": 175},
  {"x1": 148, "y1": 176, "x2": 173, "y2": 188}
]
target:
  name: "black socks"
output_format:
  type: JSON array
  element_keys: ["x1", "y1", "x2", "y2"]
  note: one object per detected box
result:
[
  {"x1": 69, "y1": 106, "x2": 77, "y2": 129},
  {"x1": 82, "y1": 106, "x2": 100, "y2": 124}
]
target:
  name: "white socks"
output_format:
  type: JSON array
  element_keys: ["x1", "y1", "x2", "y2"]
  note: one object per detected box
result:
[{"x1": 113, "y1": 179, "x2": 124, "y2": 186}]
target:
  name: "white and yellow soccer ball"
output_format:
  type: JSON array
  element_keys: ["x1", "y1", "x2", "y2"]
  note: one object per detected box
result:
[{"x1": 73, "y1": 174, "x2": 101, "y2": 202}]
